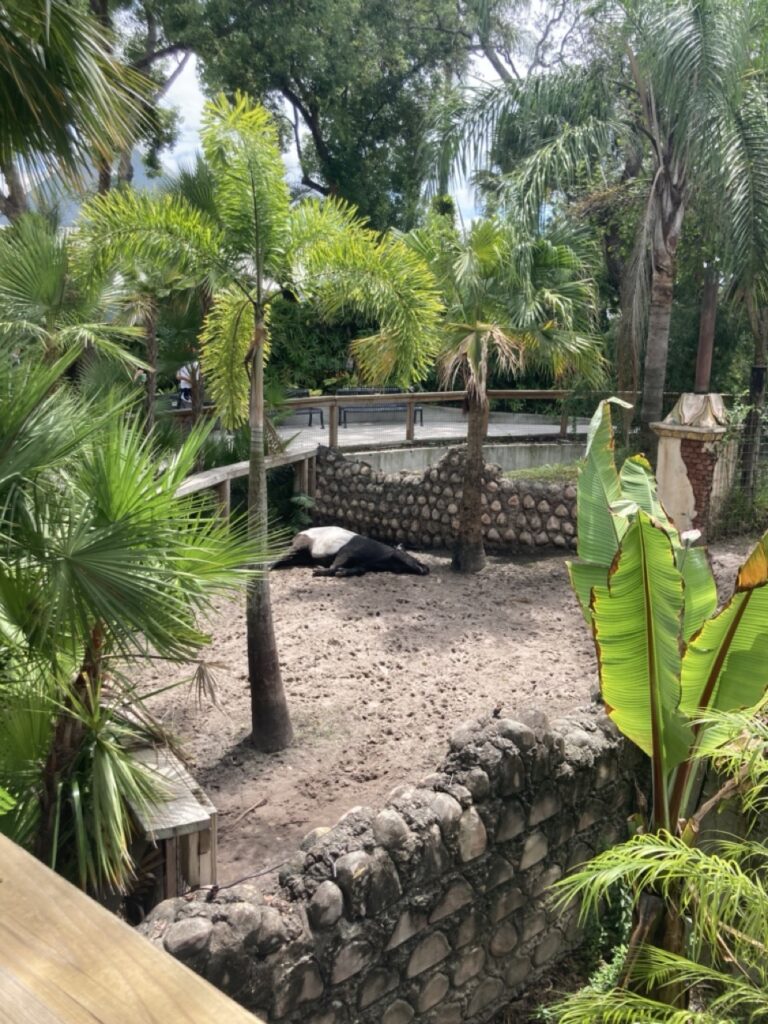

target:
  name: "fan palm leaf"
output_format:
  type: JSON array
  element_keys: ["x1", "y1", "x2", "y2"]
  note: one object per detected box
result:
[{"x1": 0, "y1": 0, "x2": 149, "y2": 180}]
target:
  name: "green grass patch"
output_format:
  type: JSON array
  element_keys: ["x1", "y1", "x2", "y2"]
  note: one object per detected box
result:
[{"x1": 503, "y1": 461, "x2": 581, "y2": 483}]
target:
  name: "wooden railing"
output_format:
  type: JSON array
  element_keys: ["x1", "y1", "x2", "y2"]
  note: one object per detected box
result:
[
  {"x1": 176, "y1": 446, "x2": 320, "y2": 515},
  {"x1": 282, "y1": 389, "x2": 572, "y2": 447},
  {"x1": 0, "y1": 833, "x2": 262, "y2": 1024},
  {"x1": 171, "y1": 389, "x2": 641, "y2": 509}
]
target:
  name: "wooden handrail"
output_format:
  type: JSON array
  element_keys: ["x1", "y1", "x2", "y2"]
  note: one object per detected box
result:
[
  {"x1": 282, "y1": 389, "x2": 573, "y2": 409},
  {"x1": 176, "y1": 447, "x2": 320, "y2": 511},
  {"x1": 0, "y1": 833, "x2": 262, "y2": 1024}
]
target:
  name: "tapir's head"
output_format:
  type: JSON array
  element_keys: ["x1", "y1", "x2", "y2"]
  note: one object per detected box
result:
[{"x1": 392, "y1": 544, "x2": 430, "y2": 575}]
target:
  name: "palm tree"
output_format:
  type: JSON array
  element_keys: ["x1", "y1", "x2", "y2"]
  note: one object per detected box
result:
[
  {"x1": 78, "y1": 94, "x2": 442, "y2": 752},
  {"x1": 0, "y1": 350, "x2": 261, "y2": 892},
  {"x1": 0, "y1": 213, "x2": 142, "y2": 368},
  {"x1": 401, "y1": 214, "x2": 603, "y2": 572},
  {"x1": 448, "y1": 0, "x2": 768, "y2": 456},
  {"x1": 0, "y1": 0, "x2": 148, "y2": 217}
]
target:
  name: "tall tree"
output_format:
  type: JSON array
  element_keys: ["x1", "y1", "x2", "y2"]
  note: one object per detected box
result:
[
  {"x1": 176, "y1": 0, "x2": 469, "y2": 229},
  {"x1": 79, "y1": 95, "x2": 441, "y2": 751},
  {"x1": 449, "y1": 0, "x2": 768, "y2": 457},
  {"x1": 400, "y1": 213, "x2": 603, "y2": 573}
]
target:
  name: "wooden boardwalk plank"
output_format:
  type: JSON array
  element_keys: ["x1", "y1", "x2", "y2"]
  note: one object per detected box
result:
[{"x1": 0, "y1": 834, "x2": 261, "y2": 1024}]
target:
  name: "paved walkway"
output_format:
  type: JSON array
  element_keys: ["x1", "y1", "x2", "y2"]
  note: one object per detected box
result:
[{"x1": 277, "y1": 408, "x2": 589, "y2": 454}]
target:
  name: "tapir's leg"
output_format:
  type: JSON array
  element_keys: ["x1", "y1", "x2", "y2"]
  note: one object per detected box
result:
[
  {"x1": 272, "y1": 550, "x2": 308, "y2": 569},
  {"x1": 313, "y1": 565, "x2": 367, "y2": 577},
  {"x1": 271, "y1": 536, "x2": 314, "y2": 570},
  {"x1": 312, "y1": 548, "x2": 369, "y2": 577}
]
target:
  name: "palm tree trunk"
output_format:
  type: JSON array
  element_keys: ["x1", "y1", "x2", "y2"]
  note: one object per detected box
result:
[
  {"x1": 36, "y1": 623, "x2": 103, "y2": 874},
  {"x1": 640, "y1": 188, "x2": 685, "y2": 459},
  {"x1": 694, "y1": 266, "x2": 718, "y2": 393},
  {"x1": 246, "y1": 317, "x2": 293, "y2": 752},
  {"x1": 622, "y1": 891, "x2": 687, "y2": 1008},
  {"x1": 90, "y1": 0, "x2": 113, "y2": 194},
  {"x1": 740, "y1": 296, "x2": 768, "y2": 497},
  {"x1": 452, "y1": 396, "x2": 487, "y2": 574},
  {"x1": 0, "y1": 161, "x2": 29, "y2": 222},
  {"x1": 144, "y1": 297, "x2": 158, "y2": 433}
]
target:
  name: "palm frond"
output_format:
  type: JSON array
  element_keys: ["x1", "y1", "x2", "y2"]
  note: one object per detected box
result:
[
  {"x1": 293, "y1": 207, "x2": 443, "y2": 386},
  {"x1": 77, "y1": 189, "x2": 225, "y2": 289},
  {"x1": 200, "y1": 93, "x2": 291, "y2": 285},
  {"x1": 200, "y1": 288, "x2": 256, "y2": 429},
  {"x1": 0, "y1": 0, "x2": 150, "y2": 180},
  {"x1": 552, "y1": 830, "x2": 768, "y2": 962}
]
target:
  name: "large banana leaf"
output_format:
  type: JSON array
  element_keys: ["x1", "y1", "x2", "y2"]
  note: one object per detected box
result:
[
  {"x1": 592, "y1": 511, "x2": 693, "y2": 828},
  {"x1": 568, "y1": 398, "x2": 631, "y2": 617},
  {"x1": 617, "y1": 453, "x2": 717, "y2": 640},
  {"x1": 618, "y1": 454, "x2": 675, "y2": 529},
  {"x1": 680, "y1": 532, "x2": 768, "y2": 719},
  {"x1": 678, "y1": 546, "x2": 718, "y2": 643},
  {"x1": 577, "y1": 398, "x2": 630, "y2": 565}
]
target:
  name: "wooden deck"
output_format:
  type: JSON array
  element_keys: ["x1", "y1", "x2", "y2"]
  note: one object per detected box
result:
[{"x1": 0, "y1": 834, "x2": 262, "y2": 1024}]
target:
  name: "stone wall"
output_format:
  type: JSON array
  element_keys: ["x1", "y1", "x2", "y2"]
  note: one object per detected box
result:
[
  {"x1": 312, "y1": 447, "x2": 578, "y2": 553},
  {"x1": 139, "y1": 709, "x2": 643, "y2": 1023}
]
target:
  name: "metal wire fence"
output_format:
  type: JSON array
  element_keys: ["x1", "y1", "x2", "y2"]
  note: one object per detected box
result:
[{"x1": 710, "y1": 424, "x2": 768, "y2": 540}]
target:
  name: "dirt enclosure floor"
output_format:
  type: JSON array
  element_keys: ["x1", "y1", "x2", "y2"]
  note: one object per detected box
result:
[{"x1": 147, "y1": 540, "x2": 751, "y2": 886}]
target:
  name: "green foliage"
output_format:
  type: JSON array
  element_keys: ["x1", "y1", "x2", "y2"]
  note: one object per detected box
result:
[
  {"x1": 180, "y1": 0, "x2": 469, "y2": 228},
  {"x1": 548, "y1": 705, "x2": 768, "y2": 1022},
  {"x1": 502, "y1": 463, "x2": 581, "y2": 483},
  {"x1": 81, "y1": 100, "x2": 444, "y2": 429},
  {"x1": 0, "y1": 214, "x2": 143, "y2": 366},
  {"x1": 0, "y1": 0, "x2": 149, "y2": 180},
  {"x1": 568, "y1": 398, "x2": 768, "y2": 835},
  {"x1": 404, "y1": 215, "x2": 606, "y2": 397},
  {"x1": 0, "y1": 787, "x2": 15, "y2": 816},
  {"x1": 0, "y1": 349, "x2": 262, "y2": 892},
  {"x1": 268, "y1": 296, "x2": 370, "y2": 391}
]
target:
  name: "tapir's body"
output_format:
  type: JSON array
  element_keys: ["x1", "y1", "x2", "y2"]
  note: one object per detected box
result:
[{"x1": 272, "y1": 526, "x2": 429, "y2": 577}]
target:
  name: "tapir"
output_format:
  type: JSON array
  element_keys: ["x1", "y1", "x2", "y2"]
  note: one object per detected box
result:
[{"x1": 272, "y1": 526, "x2": 430, "y2": 577}]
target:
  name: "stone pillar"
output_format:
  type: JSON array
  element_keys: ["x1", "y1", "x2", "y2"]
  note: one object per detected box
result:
[{"x1": 651, "y1": 393, "x2": 737, "y2": 538}]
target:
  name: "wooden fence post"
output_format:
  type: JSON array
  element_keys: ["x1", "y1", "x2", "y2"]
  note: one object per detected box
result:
[
  {"x1": 294, "y1": 458, "x2": 309, "y2": 494},
  {"x1": 329, "y1": 402, "x2": 339, "y2": 448},
  {"x1": 405, "y1": 399, "x2": 415, "y2": 442},
  {"x1": 214, "y1": 479, "x2": 231, "y2": 517}
]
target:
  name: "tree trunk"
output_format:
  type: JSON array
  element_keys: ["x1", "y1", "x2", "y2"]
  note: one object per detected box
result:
[
  {"x1": 0, "y1": 161, "x2": 29, "y2": 222},
  {"x1": 97, "y1": 159, "x2": 112, "y2": 194},
  {"x1": 144, "y1": 296, "x2": 158, "y2": 433},
  {"x1": 640, "y1": 186, "x2": 685, "y2": 459},
  {"x1": 452, "y1": 396, "x2": 487, "y2": 574},
  {"x1": 246, "y1": 318, "x2": 294, "y2": 752},
  {"x1": 117, "y1": 149, "x2": 134, "y2": 184},
  {"x1": 739, "y1": 297, "x2": 768, "y2": 497},
  {"x1": 35, "y1": 623, "x2": 103, "y2": 874},
  {"x1": 694, "y1": 266, "x2": 718, "y2": 393},
  {"x1": 622, "y1": 891, "x2": 687, "y2": 1008}
]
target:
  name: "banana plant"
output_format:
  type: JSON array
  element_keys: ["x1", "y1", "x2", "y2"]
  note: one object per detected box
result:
[{"x1": 568, "y1": 399, "x2": 768, "y2": 833}]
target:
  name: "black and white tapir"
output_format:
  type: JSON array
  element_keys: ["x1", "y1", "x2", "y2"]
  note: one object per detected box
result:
[{"x1": 272, "y1": 526, "x2": 430, "y2": 577}]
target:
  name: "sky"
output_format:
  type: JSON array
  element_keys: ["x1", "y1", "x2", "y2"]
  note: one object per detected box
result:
[{"x1": 160, "y1": 56, "x2": 481, "y2": 222}]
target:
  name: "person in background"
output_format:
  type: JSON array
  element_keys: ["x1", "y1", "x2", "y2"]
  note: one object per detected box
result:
[{"x1": 176, "y1": 359, "x2": 201, "y2": 406}]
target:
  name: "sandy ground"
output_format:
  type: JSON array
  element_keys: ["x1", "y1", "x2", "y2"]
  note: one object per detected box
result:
[{"x1": 146, "y1": 539, "x2": 752, "y2": 886}]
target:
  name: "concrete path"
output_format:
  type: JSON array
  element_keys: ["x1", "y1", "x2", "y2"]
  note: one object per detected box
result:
[{"x1": 277, "y1": 407, "x2": 589, "y2": 455}]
